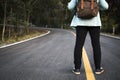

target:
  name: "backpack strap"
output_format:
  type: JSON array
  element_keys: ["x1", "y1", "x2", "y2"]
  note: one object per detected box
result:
[
  {"x1": 80, "y1": 0, "x2": 95, "y2": 9},
  {"x1": 91, "y1": 0, "x2": 94, "y2": 9},
  {"x1": 81, "y1": 0, "x2": 84, "y2": 9}
]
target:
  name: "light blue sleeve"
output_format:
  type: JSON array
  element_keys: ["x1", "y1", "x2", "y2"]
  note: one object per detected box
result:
[
  {"x1": 99, "y1": 0, "x2": 109, "y2": 10},
  {"x1": 68, "y1": 0, "x2": 77, "y2": 10}
]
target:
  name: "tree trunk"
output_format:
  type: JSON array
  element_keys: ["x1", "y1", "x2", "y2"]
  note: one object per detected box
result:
[
  {"x1": 8, "y1": 27, "x2": 11, "y2": 39},
  {"x1": 2, "y1": 1, "x2": 7, "y2": 42},
  {"x1": 26, "y1": 14, "x2": 30, "y2": 34},
  {"x1": 112, "y1": 26, "x2": 115, "y2": 35}
]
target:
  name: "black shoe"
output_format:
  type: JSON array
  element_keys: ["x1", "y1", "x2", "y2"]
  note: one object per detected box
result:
[
  {"x1": 95, "y1": 67, "x2": 104, "y2": 74},
  {"x1": 72, "y1": 68, "x2": 80, "y2": 75}
]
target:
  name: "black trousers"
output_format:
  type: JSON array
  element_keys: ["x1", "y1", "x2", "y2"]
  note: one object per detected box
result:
[{"x1": 74, "y1": 26, "x2": 101, "y2": 69}]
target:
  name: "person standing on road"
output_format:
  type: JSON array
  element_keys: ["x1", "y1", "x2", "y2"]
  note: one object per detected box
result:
[{"x1": 68, "y1": 0, "x2": 109, "y2": 75}]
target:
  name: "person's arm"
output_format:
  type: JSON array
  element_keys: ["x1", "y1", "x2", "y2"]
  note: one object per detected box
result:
[
  {"x1": 68, "y1": 0, "x2": 77, "y2": 10},
  {"x1": 99, "y1": 0, "x2": 109, "y2": 10}
]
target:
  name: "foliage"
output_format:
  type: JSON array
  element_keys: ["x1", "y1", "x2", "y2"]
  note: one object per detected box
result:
[
  {"x1": 101, "y1": 0, "x2": 120, "y2": 34},
  {"x1": 0, "y1": 0, "x2": 120, "y2": 40}
]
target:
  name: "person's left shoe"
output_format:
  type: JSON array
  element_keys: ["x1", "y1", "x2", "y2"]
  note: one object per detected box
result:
[
  {"x1": 72, "y1": 68, "x2": 80, "y2": 75},
  {"x1": 95, "y1": 67, "x2": 104, "y2": 75}
]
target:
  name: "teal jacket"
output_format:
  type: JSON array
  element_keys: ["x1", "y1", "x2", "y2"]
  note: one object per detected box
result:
[{"x1": 68, "y1": 0, "x2": 109, "y2": 27}]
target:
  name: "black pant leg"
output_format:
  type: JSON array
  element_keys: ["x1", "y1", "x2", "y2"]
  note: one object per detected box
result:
[
  {"x1": 89, "y1": 27, "x2": 101, "y2": 69},
  {"x1": 74, "y1": 26, "x2": 88, "y2": 69}
]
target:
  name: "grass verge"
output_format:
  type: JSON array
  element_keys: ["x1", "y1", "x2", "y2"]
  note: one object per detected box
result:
[{"x1": 0, "y1": 30, "x2": 48, "y2": 47}]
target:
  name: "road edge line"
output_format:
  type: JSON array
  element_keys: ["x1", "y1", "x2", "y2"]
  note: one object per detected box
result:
[
  {"x1": 0, "y1": 30, "x2": 50, "y2": 49},
  {"x1": 101, "y1": 33, "x2": 120, "y2": 40}
]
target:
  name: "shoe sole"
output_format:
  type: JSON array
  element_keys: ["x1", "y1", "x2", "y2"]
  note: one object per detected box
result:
[
  {"x1": 95, "y1": 69, "x2": 104, "y2": 74},
  {"x1": 72, "y1": 70, "x2": 80, "y2": 75}
]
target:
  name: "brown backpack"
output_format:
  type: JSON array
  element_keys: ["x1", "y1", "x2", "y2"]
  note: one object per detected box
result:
[{"x1": 77, "y1": 0, "x2": 99, "y2": 19}]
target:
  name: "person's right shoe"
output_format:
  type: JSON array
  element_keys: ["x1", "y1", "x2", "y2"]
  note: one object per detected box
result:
[
  {"x1": 95, "y1": 67, "x2": 104, "y2": 75},
  {"x1": 72, "y1": 68, "x2": 80, "y2": 75}
]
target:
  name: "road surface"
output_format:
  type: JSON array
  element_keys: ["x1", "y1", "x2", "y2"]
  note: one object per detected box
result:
[{"x1": 0, "y1": 28, "x2": 120, "y2": 80}]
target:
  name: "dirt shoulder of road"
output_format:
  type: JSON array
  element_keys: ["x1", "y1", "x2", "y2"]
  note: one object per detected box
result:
[{"x1": 0, "y1": 29, "x2": 49, "y2": 48}]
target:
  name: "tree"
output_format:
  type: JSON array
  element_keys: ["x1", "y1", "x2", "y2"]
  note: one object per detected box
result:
[
  {"x1": 13, "y1": 0, "x2": 38, "y2": 33},
  {"x1": 104, "y1": 0, "x2": 120, "y2": 34},
  {"x1": 31, "y1": 0, "x2": 66, "y2": 28},
  {"x1": 1, "y1": 0, "x2": 7, "y2": 42}
]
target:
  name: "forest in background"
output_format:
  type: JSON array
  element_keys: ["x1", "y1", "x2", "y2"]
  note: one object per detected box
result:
[{"x1": 0, "y1": 0, "x2": 120, "y2": 42}]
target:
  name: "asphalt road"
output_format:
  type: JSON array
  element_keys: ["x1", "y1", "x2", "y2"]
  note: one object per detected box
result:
[{"x1": 0, "y1": 28, "x2": 120, "y2": 80}]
